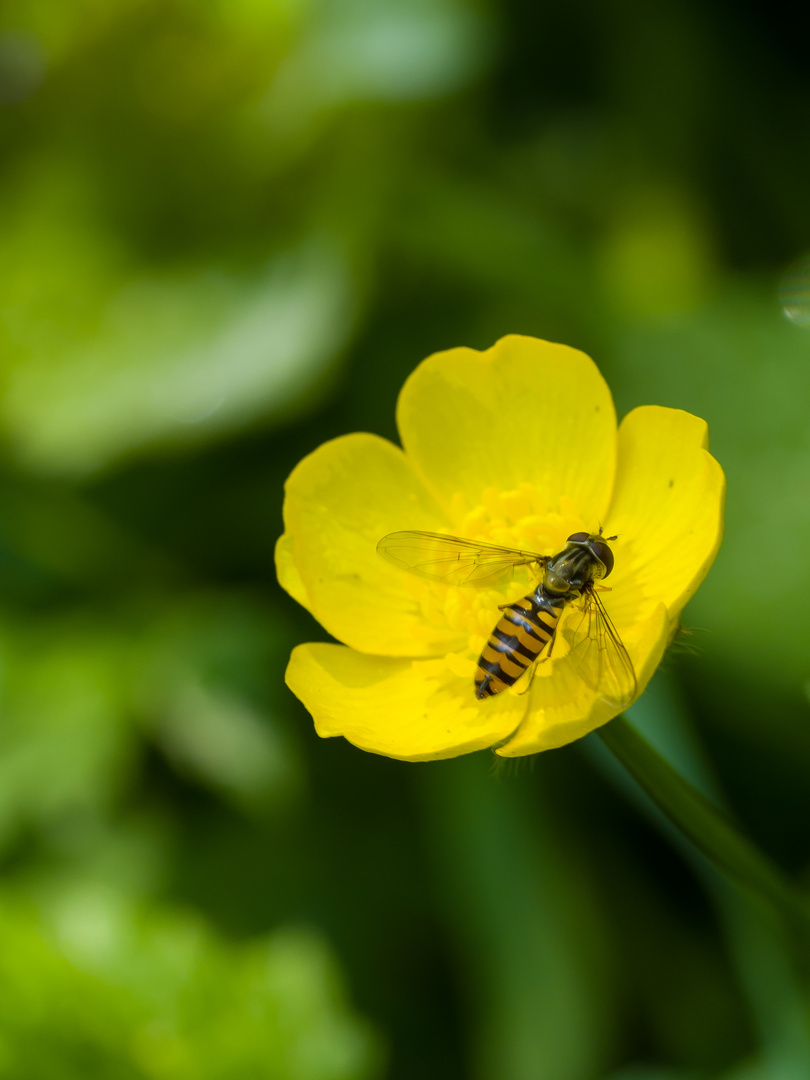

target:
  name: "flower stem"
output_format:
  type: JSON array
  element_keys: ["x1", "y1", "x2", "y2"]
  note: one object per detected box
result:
[{"x1": 598, "y1": 715, "x2": 810, "y2": 940}]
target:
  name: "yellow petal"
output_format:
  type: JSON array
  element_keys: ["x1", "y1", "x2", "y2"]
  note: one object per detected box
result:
[
  {"x1": 279, "y1": 433, "x2": 463, "y2": 656},
  {"x1": 396, "y1": 335, "x2": 617, "y2": 522},
  {"x1": 496, "y1": 602, "x2": 669, "y2": 755},
  {"x1": 605, "y1": 407, "x2": 726, "y2": 625},
  {"x1": 286, "y1": 643, "x2": 528, "y2": 761},
  {"x1": 275, "y1": 531, "x2": 310, "y2": 608}
]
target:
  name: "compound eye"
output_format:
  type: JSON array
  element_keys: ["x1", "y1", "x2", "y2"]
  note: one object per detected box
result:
[
  {"x1": 567, "y1": 531, "x2": 590, "y2": 543},
  {"x1": 590, "y1": 540, "x2": 614, "y2": 577}
]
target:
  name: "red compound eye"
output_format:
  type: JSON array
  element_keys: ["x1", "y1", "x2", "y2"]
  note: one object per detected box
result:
[{"x1": 590, "y1": 540, "x2": 614, "y2": 577}]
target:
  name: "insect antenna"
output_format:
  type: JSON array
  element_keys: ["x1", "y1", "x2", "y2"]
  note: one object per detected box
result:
[{"x1": 595, "y1": 522, "x2": 618, "y2": 542}]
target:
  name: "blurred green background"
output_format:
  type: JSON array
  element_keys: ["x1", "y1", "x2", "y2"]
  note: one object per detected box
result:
[{"x1": 0, "y1": 0, "x2": 809, "y2": 1077}]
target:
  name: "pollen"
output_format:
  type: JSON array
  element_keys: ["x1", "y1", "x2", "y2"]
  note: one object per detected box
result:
[{"x1": 457, "y1": 485, "x2": 590, "y2": 557}]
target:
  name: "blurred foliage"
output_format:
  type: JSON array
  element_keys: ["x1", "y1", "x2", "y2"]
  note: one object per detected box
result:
[
  {"x1": 0, "y1": 888, "x2": 381, "y2": 1079},
  {"x1": 0, "y1": 0, "x2": 486, "y2": 473},
  {"x1": 0, "y1": 0, "x2": 809, "y2": 1077}
]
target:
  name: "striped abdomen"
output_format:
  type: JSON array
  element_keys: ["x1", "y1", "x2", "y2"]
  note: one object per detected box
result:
[{"x1": 474, "y1": 594, "x2": 562, "y2": 699}]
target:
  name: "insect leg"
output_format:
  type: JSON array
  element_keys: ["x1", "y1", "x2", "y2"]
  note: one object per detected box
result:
[{"x1": 516, "y1": 662, "x2": 537, "y2": 695}]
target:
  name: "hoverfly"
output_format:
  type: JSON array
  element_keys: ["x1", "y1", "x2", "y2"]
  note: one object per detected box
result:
[{"x1": 376, "y1": 529, "x2": 636, "y2": 707}]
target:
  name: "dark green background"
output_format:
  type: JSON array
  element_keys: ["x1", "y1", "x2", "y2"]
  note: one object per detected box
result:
[{"x1": 0, "y1": 1, "x2": 808, "y2": 1077}]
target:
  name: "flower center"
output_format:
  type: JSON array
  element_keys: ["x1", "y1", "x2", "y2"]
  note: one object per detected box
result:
[{"x1": 416, "y1": 483, "x2": 594, "y2": 663}]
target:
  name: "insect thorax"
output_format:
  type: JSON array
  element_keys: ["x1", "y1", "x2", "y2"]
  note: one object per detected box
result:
[
  {"x1": 542, "y1": 546, "x2": 602, "y2": 597},
  {"x1": 531, "y1": 582, "x2": 570, "y2": 609}
]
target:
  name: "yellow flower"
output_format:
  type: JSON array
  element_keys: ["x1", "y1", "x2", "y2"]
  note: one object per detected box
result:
[{"x1": 276, "y1": 336, "x2": 725, "y2": 760}]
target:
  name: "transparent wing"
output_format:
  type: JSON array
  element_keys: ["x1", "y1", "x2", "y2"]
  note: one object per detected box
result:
[
  {"x1": 563, "y1": 586, "x2": 637, "y2": 708},
  {"x1": 377, "y1": 531, "x2": 548, "y2": 587}
]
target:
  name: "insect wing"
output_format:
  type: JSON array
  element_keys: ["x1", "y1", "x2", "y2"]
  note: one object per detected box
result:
[
  {"x1": 563, "y1": 587, "x2": 637, "y2": 708},
  {"x1": 377, "y1": 531, "x2": 547, "y2": 587}
]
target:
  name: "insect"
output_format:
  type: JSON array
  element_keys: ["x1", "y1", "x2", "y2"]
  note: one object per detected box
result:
[{"x1": 376, "y1": 529, "x2": 636, "y2": 706}]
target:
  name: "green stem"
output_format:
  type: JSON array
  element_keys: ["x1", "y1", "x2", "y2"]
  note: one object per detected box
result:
[{"x1": 598, "y1": 715, "x2": 810, "y2": 940}]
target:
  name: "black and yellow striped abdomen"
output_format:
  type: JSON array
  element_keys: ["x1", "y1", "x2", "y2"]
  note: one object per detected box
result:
[{"x1": 474, "y1": 593, "x2": 563, "y2": 699}]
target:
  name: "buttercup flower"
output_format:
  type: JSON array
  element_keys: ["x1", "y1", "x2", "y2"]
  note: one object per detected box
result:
[{"x1": 276, "y1": 336, "x2": 725, "y2": 760}]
